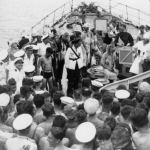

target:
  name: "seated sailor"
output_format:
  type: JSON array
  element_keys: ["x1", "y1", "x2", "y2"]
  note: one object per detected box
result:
[{"x1": 101, "y1": 44, "x2": 118, "y2": 82}]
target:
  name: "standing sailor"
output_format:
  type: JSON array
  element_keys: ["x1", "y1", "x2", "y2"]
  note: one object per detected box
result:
[
  {"x1": 24, "y1": 45, "x2": 35, "y2": 67},
  {"x1": 37, "y1": 47, "x2": 54, "y2": 90},
  {"x1": 38, "y1": 34, "x2": 50, "y2": 56},
  {"x1": 81, "y1": 23, "x2": 92, "y2": 67},
  {"x1": 9, "y1": 57, "x2": 25, "y2": 93},
  {"x1": 0, "y1": 50, "x2": 9, "y2": 85},
  {"x1": 32, "y1": 45, "x2": 39, "y2": 75},
  {"x1": 65, "y1": 35, "x2": 83, "y2": 96}
]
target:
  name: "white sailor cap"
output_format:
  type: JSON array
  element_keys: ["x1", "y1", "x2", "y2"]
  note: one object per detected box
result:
[
  {"x1": 32, "y1": 45, "x2": 39, "y2": 51},
  {"x1": 75, "y1": 122, "x2": 96, "y2": 143},
  {"x1": 13, "y1": 114, "x2": 33, "y2": 130},
  {"x1": 14, "y1": 50, "x2": 25, "y2": 58},
  {"x1": 35, "y1": 90, "x2": 45, "y2": 94},
  {"x1": 0, "y1": 50, "x2": 8, "y2": 61},
  {"x1": 24, "y1": 65, "x2": 35, "y2": 73},
  {"x1": 14, "y1": 57, "x2": 24, "y2": 64},
  {"x1": 84, "y1": 98, "x2": 99, "y2": 115},
  {"x1": 32, "y1": 32, "x2": 42, "y2": 37},
  {"x1": 91, "y1": 80, "x2": 103, "y2": 88},
  {"x1": 0, "y1": 93, "x2": 10, "y2": 106},
  {"x1": 60, "y1": 96, "x2": 74, "y2": 105},
  {"x1": 41, "y1": 33, "x2": 49, "y2": 40},
  {"x1": 143, "y1": 32, "x2": 150, "y2": 39},
  {"x1": 24, "y1": 45, "x2": 33, "y2": 50},
  {"x1": 33, "y1": 75, "x2": 43, "y2": 82},
  {"x1": 115, "y1": 89, "x2": 130, "y2": 99},
  {"x1": 83, "y1": 23, "x2": 90, "y2": 28}
]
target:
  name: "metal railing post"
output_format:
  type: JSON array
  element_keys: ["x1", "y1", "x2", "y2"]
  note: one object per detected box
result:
[
  {"x1": 62, "y1": 4, "x2": 65, "y2": 18},
  {"x1": 109, "y1": 0, "x2": 111, "y2": 14},
  {"x1": 53, "y1": 10, "x2": 56, "y2": 26},
  {"x1": 138, "y1": 10, "x2": 140, "y2": 26},
  {"x1": 126, "y1": 5, "x2": 128, "y2": 20},
  {"x1": 43, "y1": 19, "x2": 45, "y2": 34}
]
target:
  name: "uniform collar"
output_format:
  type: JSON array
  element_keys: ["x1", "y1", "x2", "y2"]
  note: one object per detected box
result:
[
  {"x1": 17, "y1": 135, "x2": 36, "y2": 144},
  {"x1": 17, "y1": 135, "x2": 29, "y2": 139},
  {"x1": 14, "y1": 67, "x2": 23, "y2": 72}
]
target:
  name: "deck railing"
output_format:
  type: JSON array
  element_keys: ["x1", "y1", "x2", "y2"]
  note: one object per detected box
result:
[{"x1": 25, "y1": 0, "x2": 150, "y2": 35}]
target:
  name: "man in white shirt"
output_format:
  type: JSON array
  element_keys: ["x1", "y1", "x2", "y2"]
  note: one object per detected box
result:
[
  {"x1": 6, "y1": 114, "x2": 37, "y2": 150},
  {"x1": 38, "y1": 34, "x2": 51, "y2": 56},
  {"x1": 65, "y1": 35, "x2": 83, "y2": 96},
  {"x1": 24, "y1": 45, "x2": 35, "y2": 68},
  {"x1": 9, "y1": 57, "x2": 25, "y2": 94}
]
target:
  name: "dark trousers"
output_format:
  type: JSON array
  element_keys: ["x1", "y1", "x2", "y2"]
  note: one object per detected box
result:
[
  {"x1": 56, "y1": 59, "x2": 64, "y2": 89},
  {"x1": 142, "y1": 59, "x2": 150, "y2": 83},
  {"x1": 67, "y1": 63, "x2": 80, "y2": 96}
]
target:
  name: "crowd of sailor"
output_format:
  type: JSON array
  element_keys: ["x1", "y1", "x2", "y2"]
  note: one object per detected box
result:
[{"x1": 0, "y1": 18, "x2": 150, "y2": 150}]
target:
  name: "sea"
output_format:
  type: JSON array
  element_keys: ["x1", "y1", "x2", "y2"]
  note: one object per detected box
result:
[{"x1": 0, "y1": 0, "x2": 150, "y2": 50}]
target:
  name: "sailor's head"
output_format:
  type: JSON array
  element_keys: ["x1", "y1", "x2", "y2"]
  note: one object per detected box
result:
[
  {"x1": 42, "y1": 34, "x2": 49, "y2": 44},
  {"x1": 24, "y1": 45, "x2": 33, "y2": 57},
  {"x1": 46, "y1": 47, "x2": 53, "y2": 58},
  {"x1": 14, "y1": 57, "x2": 24, "y2": 70},
  {"x1": 145, "y1": 25, "x2": 150, "y2": 32},
  {"x1": 83, "y1": 23, "x2": 90, "y2": 32},
  {"x1": 119, "y1": 24, "x2": 126, "y2": 32},
  {"x1": 139, "y1": 25, "x2": 145, "y2": 32},
  {"x1": 24, "y1": 65, "x2": 35, "y2": 78},
  {"x1": 62, "y1": 32, "x2": 70, "y2": 43},
  {"x1": 70, "y1": 35, "x2": 81, "y2": 48}
]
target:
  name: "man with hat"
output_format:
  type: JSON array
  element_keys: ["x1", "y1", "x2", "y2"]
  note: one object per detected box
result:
[
  {"x1": 71, "y1": 122, "x2": 96, "y2": 149},
  {"x1": 65, "y1": 35, "x2": 83, "y2": 96},
  {"x1": 37, "y1": 47, "x2": 54, "y2": 90},
  {"x1": 6, "y1": 114, "x2": 37, "y2": 150},
  {"x1": 24, "y1": 65, "x2": 35, "y2": 79},
  {"x1": 55, "y1": 32, "x2": 70, "y2": 90},
  {"x1": 32, "y1": 45, "x2": 40, "y2": 75},
  {"x1": 9, "y1": 57, "x2": 25, "y2": 93},
  {"x1": 84, "y1": 98, "x2": 104, "y2": 129},
  {"x1": 82, "y1": 23, "x2": 92, "y2": 67},
  {"x1": 24, "y1": 45, "x2": 35, "y2": 68},
  {"x1": 0, "y1": 50, "x2": 9, "y2": 84},
  {"x1": 14, "y1": 50, "x2": 25, "y2": 59},
  {"x1": 33, "y1": 75, "x2": 45, "y2": 94},
  {"x1": 38, "y1": 33, "x2": 50, "y2": 56},
  {"x1": 6, "y1": 49, "x2": 25, "y2": 79}
]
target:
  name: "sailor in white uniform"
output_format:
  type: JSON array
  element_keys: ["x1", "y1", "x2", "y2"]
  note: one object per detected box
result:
[
  {"x1": 7, "y1": 50, "x2": 25, "y2": 78},
  {"x1": 24, "y1": 65, "x2": 35, "y2": 79},
  {"x1": 33, "y1": 75, "x2": 45, "y2": 94},
  {"x1": 38, "y1": 34, "x2": 51, "y2": 56},
  {"x1": 24, "y1": 45, "x2": 35, "y2": 67},
  {"x1": 65, "y1": 35, "x2": 83, "y2": 96},
  {"x1": 0, "y1": 50, "x2": 9, "y2": 85},
  {"x1": 9, "y1": 57, "x2": 25, "y2": 93},
  {"x1": 6, "y1": 114, "x2": 37, "y2": 150}
]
